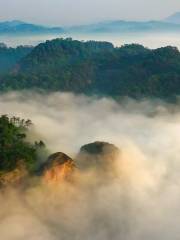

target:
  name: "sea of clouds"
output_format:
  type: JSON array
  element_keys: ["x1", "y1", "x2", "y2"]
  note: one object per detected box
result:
[{"x1": 0, "y1": 91, "x2": 180, "y2": 239}]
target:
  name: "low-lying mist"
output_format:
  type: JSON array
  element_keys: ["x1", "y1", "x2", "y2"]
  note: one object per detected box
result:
[
  {"x1": 2, "y1": 32, "x2": 180, "y2": 49},
  {"x1": 0, "y1": 91, "x2": 180, "y2": 239}
]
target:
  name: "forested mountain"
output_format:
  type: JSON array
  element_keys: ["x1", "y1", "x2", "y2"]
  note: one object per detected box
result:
[
  {"x1": 0, "y1": 43, "x2": 33, "y2": 74},
  {"x1": 1, "y1": 38, "x2": 180, "y2": 100}
]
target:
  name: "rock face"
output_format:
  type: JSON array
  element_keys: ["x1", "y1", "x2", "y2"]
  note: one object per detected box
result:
[
  {"x1": 40, "y1": 152, "x2": 75, "y2": 183},
  {"x1": 0, "y1": 160, "x2": 28, "y2": 187},
  {"x1": 77, "y1": 141, "x2": 120, "y2": 171},
  {"x1": 0, "y1": 142, "x2": 120, "y2": 187}
]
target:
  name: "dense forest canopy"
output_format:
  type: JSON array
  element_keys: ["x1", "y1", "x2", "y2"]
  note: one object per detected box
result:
[
  {"x1": 0, "y1": 43, "x2": 33, "y2": 74},
  {"x1": 0, "y1": 38, "x2": 180, "y2": 100},
  {"x1": 0, "y1": 115, "x2": 45, "y2": 173}
]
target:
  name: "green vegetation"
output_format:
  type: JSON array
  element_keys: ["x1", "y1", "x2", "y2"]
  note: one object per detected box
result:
[
  {"x1": 1, "y1": 38, "x2": 180, "y2": 100},
  {"x1": 0, "y1": 44, "x2": 33, "y2": 74},
  {"x1": 0, "y1": 115, "x2": 45, "y2": 173}
]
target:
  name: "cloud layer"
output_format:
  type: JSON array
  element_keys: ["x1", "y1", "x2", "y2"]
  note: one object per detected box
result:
[{"x1": 0, "y1": 91, "x2": 180, "y2": 239}]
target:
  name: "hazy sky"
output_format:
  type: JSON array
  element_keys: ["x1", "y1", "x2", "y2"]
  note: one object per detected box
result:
[{"x1": 0, "y1": 0, "x2": 180, "y2": 26}]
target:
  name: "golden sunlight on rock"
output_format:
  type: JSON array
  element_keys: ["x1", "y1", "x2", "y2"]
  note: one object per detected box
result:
[
  {"x1": 0, "y1": 160, "x2": 28, "y2": 187},
  {"x1": 41, "y1": 152, "x2": 75, "y2": 184}
]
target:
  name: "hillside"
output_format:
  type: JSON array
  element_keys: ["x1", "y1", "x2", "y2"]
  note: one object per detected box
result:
[
  {"x1": 0, "y1": 115, "x2": 45, "y2": 185},
  {"x1": 0, "y1": 43, "x2": 33, "y2": 74},
  {"x1": 1, "y1": 38, "x2": 180, "y2": 100}
]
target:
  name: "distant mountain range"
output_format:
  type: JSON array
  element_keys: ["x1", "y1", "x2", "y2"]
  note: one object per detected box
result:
[
  {"x1": 68, "y1": 12, "x2": 180, "y2": 34},
  {"x1": 164, "y1": 12, "x2": 180, "y2": 24},
  {"x1": 0, "y1": 20, "x2": 64, "y2": 35},
  {"x1": 1, "y1": 12, "x2": 180, "y2": 36},
  {"x1": 67, "y1": 20, "x2": 180, "y2": 34}
]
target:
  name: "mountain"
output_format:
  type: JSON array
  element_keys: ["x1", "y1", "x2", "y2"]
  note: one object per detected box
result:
[
  {"x1": 67, "y1": 20, "x2": 180, "y2": 34},
  {"x1": 1, "y1": 38, "x2": 180, "y2": 100},
  {"x1": 2, "y1": 18, "x2": 180, "y2": 36},
  {"x1": 0, "y1": 20, "x2": 64, "y2": 35},
  {"x1": 0, "y1": 43, "x2": 33, "y2": 74},
  {"x1": 40, "y1": 152, "x2": 75, "y2": 183},
  {"x1": 164, "y1": 12, "x2": 180, "y2": 24},
  {"x1": 78, "y1": 142, "x2": 120, "y2": 173},
  {"x1": 0, "y1": 115, "x2": 121, "y2": 186}
]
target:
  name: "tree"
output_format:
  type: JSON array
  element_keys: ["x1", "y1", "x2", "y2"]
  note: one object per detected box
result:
[{"x1": 0, "y1": 115, "x2": 45, "y2": 173}]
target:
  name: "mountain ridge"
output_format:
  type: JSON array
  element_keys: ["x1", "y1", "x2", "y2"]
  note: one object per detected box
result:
[
  {"x1": 2, "y1": 17, "x2": 180, "y2": 36},
  {"x1": 1, "y1": 38, "x2": 180, "y2": 100},
  {"x1": 0, "y1": 20, "x2": 64, "y2": 35},
  {"x1": 164, "y1": 12, "x2": 180, "y2": 24},
  {"x1": 67, "y1": 19, "x2": 180, "y2": 33}
]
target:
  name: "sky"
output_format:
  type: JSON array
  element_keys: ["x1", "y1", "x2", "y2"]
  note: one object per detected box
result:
[{"x1": 0, "y1": 0, "x2": 180, "y2": 26}]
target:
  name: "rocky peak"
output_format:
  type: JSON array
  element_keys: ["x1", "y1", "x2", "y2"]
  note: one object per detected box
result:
[
  {"x1": 77, "y1": 141, "x2": 120, "y2": 171},
  {"x1": 40, "y1": 152, "x2": 75, "y2": 183}
]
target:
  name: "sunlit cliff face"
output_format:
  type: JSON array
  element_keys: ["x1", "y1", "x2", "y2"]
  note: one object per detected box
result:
[
  {"x1": 43, "y1": 161, "x2": 74, "y2": 183},
  {"x1": 0, "y1": 160, "x2": 28, "y2": 186},
  {"x1": 41, "y1": 152, "x2": 75, "y2": 184}
]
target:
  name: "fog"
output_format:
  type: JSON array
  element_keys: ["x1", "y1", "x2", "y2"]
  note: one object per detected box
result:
[
  {"x1": 0, "y1": 91, "x2": 180, "y2": 239},
  {"x1": 1, "y1": 0, "x2": 179, "y2": 26},
  {"x1": 2, "y1": 32, "x2": 180, "y2": 49}
]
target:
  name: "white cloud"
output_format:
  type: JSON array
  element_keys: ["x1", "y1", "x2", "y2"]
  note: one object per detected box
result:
[{"x1": 0, "y1": 91, "x2": 180, "y2": 239}]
